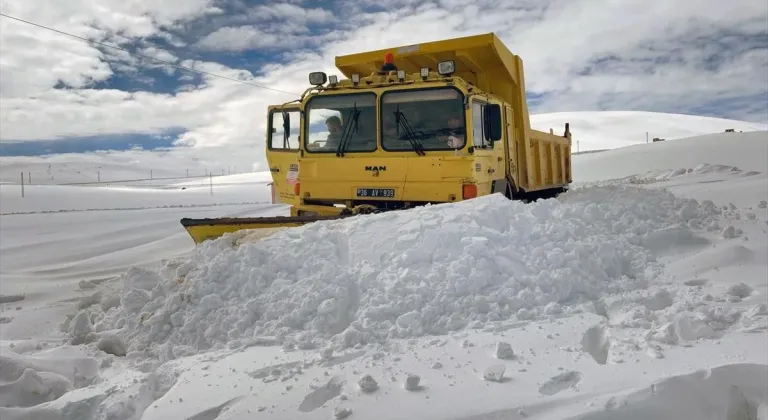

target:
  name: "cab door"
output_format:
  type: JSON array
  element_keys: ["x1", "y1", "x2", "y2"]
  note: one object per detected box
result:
[
  {"x1": 266, "y1": 104, "x2": 301, "y2": 206},
  {"x1": 471, "y1": 99, "x2": 505, "y2": 196},
  {"x1": 504, "y1": 105, "x2": 518, "y2": 184}
]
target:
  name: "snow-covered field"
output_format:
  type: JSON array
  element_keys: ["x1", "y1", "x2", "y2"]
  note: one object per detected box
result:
[
  {"x1": 2, "y1": 110, "x2": 764, "y2": 187},
  {"x1": 0, "y1": 172, "x2": 274, "y2": 215},
  {"x1": 0, "y1": 128, "x2": 767, "y2": 420},
  {"x1": 0, "y1": 146, "x2": 264, "y2": 185}
]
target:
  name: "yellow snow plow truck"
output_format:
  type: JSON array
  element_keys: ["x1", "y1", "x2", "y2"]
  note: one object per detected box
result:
[{"x1": 181, "y1": 33, "x2": 572, "y2": 244}]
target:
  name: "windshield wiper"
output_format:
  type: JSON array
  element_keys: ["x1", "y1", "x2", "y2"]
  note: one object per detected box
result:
[
  {"x1": 336, "y1": 103, "x2": 361, "y2": 157},
  {"x1": 394, "y1": 107, "x2": 426, "y2": 156}
]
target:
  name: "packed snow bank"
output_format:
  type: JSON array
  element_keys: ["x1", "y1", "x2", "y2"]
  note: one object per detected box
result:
[
  {"x1": 23, "y1": 319, "x2": 764, "y2": 420},
  {"x1": 571, "y1": 363, "x2": 768, "y2": 420},
  {"x1": 574, "y1": 130, "x2": 767, "y2": 183},
  {"x1": 0, "y1": 345, "x2": 100, "y2": 409},
  {"x1": 83, "y1": 184, "x2": 741, "y2": 359}
]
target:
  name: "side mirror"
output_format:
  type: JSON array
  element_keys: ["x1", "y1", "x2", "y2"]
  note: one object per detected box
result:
[
  {"x1": 483, "y1": 104, "x2": 502, "y2": 142},
  {"x1": 282, "y1": 112, "x2": 290, "y2": 140}
]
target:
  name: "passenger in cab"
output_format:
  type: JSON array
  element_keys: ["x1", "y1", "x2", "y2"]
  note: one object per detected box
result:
[{"x1": 382, "y1": 113, "x2": 398, "y2": 143}]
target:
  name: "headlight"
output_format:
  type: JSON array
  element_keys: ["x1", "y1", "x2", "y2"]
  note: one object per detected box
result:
[
  {"x1": 396, "y1": 70, "x2": 406, "y2": 81},
  {"x1": 309, "y1": 72, "x2": 327, "y2": 86},
  {"x1": 437, "y1": 60, "x2": 455, "y2": 76},
  {"x1": 351, "y1": 74, "x2": 360, "y2": 83},
  {"x1": 420, "y1": 67, "x2": 429, "y2": 78},
  {"x1": 328, "y1": 75, "x2": 338, "y2": 85}
]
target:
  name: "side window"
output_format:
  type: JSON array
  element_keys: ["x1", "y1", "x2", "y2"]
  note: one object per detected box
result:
[
  {"x1": 472, "y1": 101, "x2": 487, "y2": 147},
  {"x1": 269, "y1": 109, "x2": 300, "y2": 150}
]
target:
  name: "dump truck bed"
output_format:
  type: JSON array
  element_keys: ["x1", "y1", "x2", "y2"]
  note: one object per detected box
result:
[{"x1": 521, "y1": 129, "x2": 572, "y2": 192}]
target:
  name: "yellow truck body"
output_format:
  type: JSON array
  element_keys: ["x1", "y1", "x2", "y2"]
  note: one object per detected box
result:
[{"x1": 181, "y1": 33, "x2": 572, "y2": 244}]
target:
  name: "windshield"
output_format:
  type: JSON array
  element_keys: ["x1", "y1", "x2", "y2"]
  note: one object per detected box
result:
[
  {"x1": 305, "y1": 93, "x2": 377, "y2": 153},
  {"x1": 380, "y1": 87, "x2": 466, "y2": 152}
]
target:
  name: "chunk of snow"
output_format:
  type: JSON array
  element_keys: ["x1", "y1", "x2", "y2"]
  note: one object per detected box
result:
[
  {"x1": 68, "y1": 310, "x2": 92, "y2": 344},
  {"x1": 645, "y1": 290, "x2": 675, "y2": 311},
  {"x1": 404, "y1": 374, "x2": 421, "y2": 391},
  {"x1": 334, "y1": 407, "x2": 352, "y2": 419},
  {"x1": 721, "y1": 225, "x2": 738, "y2": 239},
  {"x1": 495, "y1": 342, "x2": 515, "y2": 360},
  {"x1": 538, "y1": 371, "x2": 583, "y2": 395},
  {"x1": 746, "y1": 304, "x2": 768, "y2": 318},
  {"x1": 581, "y1": 324, "x2": 611, "y2": 365},
  {"x1": 97, "y1": 334, "x2": 127, "y2": 357},
  {"x1": 358, "y1": 374, "x2": 378, "y2": 393},
  {"x1": 483, "y1": 364, "x2": 506, "y2": 382},
  {"x1": 727, "y1": 283, "x2": 753, "y2": 299}
]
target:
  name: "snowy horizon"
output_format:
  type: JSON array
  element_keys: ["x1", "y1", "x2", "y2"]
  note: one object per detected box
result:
[{"x1": 1, "y1": 111, "x2": 766, "y2": 185}]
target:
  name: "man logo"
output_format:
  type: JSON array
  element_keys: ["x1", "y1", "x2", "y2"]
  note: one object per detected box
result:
[
  {"x1": 364, "y1": 166, "x2": 386, "y2": 171},
  {"x1": 365, "y1": 165, "x2": 385, "y2": 177}
]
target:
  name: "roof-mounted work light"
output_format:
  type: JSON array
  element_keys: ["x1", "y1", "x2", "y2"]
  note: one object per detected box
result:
[
  {"x1": 437, "y1": 60, "x2": 455, "y2": 76},
  {"x1": 309, "y1": 72, "x2": 327, "y2": 86}
]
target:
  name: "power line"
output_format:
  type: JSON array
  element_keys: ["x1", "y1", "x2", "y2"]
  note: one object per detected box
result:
[{"x1": 0, "y1": 13, "x2": 301, "y2": 97}]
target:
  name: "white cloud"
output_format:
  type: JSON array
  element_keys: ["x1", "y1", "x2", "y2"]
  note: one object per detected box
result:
[
  {"x1": 0, "y1": 0, "x2": 766, "y2": 169},
  {"x1": 253, "y1": 3, "x2": 334, "y2": 24},
  {"x1": 137, "y1": 46, "x2": 178, "y2": 64},
  {"x1": 196, "y1": 26, "x2": 307, "y2": 51}
]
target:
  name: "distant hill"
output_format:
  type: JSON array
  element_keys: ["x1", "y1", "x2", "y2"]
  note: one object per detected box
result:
[{"x1": 531, "y1": 110, "x2": 767, "y2": 152}]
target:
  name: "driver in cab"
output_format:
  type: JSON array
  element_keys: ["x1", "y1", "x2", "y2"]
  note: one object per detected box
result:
[{"x1": 307, "y1": 116, "x2": 343, "y2": 151}]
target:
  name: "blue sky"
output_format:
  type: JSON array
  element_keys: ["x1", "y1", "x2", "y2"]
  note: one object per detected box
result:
[{"x1": 0, "y1": 0, "x2": 766, "y2": 157}]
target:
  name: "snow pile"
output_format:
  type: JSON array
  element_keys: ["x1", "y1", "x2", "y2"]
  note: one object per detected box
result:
[
  {"x1": 82, "y1": 185, "x2": 730, "y2": 358},
  {"x1": 0, "y1": 347, "x2": 99, "y2": 409}
]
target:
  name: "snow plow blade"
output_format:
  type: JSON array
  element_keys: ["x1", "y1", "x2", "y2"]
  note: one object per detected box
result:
[{"x1": 180, "y1": 215, "x2": 350, "y2": 244}]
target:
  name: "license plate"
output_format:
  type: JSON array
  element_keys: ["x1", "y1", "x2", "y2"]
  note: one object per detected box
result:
[{"x1": 356, "y1": 188, "x2": 395, "y2": 198}]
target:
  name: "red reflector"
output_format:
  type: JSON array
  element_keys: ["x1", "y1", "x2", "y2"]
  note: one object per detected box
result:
[
  {"x1": 294, "y1": 182, "x2": 300, "y2": 195},
  {"x1": 462, "y1": 184, "x2": 477, "y2": 199}
]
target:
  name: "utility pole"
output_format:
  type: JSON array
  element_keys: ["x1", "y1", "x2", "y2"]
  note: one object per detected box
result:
[
  {"x1": 646, "y1": 132, "x2": 649, "y2": 143},
  {"x1": 20, "y1": 172, "x2": 24, "y2": 198}
]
